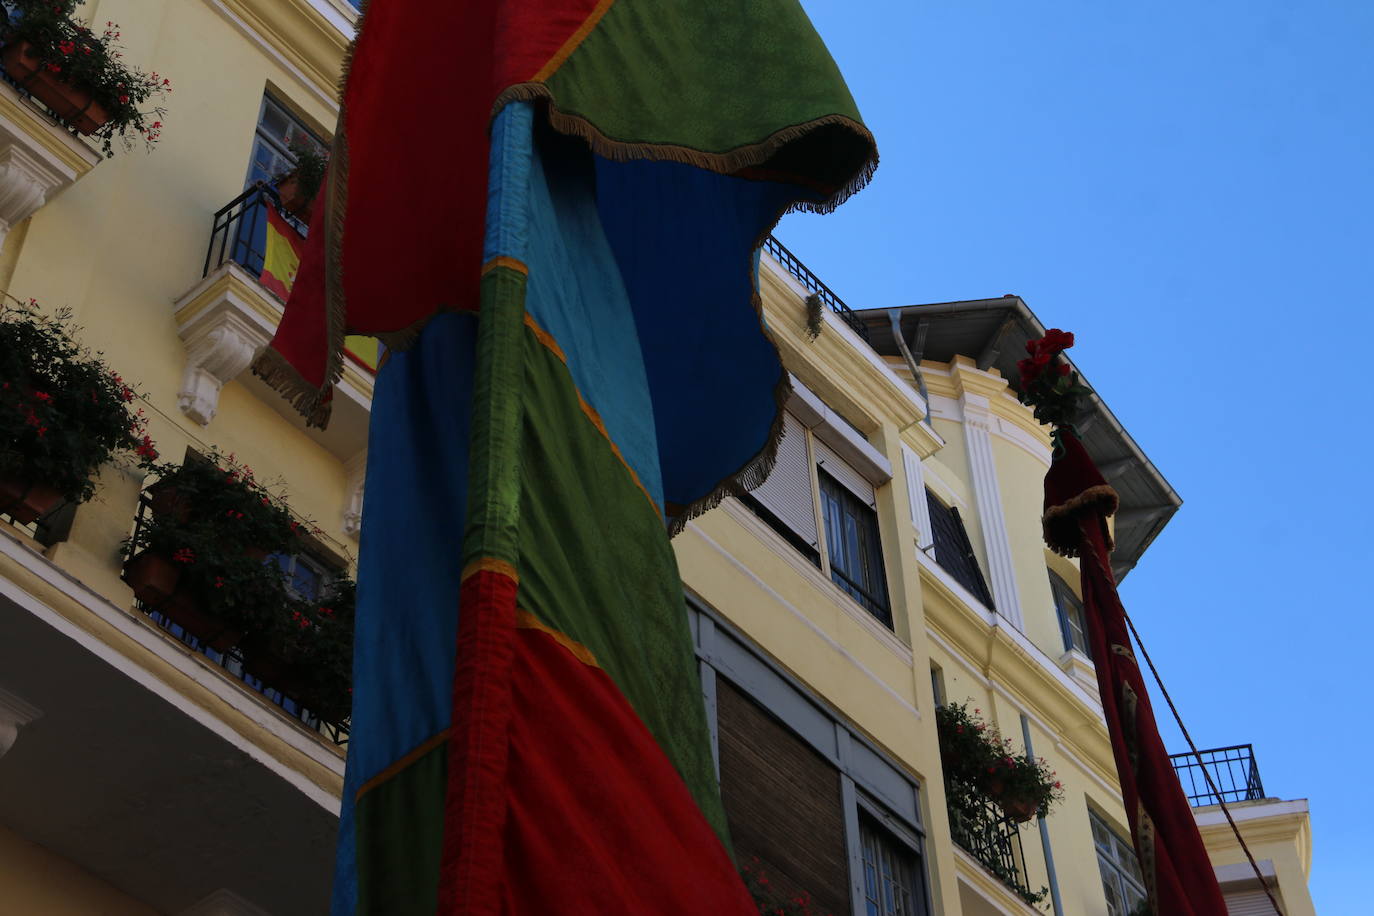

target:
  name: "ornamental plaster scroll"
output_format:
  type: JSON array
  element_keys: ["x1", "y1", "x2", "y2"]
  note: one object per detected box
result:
[
  {"x1": 0, "y1": 88, "x2": 99, "y2": 252},
  {"x1": 0, "y1": 685, "x2": 42, "y2": 759},
  {"x1": 342, "y1": 450, "x2": 366, "y2": 538},
  {"x1": 175, "y1": 277, "x2": 277, "y2": 426}
]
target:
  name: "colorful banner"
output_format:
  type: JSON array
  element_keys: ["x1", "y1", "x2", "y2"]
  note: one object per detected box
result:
[{"x1": 250, "y1": 1, "x2": 878, "y2": 912}]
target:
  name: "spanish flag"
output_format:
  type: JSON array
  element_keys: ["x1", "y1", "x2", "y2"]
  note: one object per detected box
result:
[
  {"x1": 259, "y1": 204, "x2": 303, "y2": 303},
  {"x1": 252, "y1": 1, "x2": 877, "y2": 912}
]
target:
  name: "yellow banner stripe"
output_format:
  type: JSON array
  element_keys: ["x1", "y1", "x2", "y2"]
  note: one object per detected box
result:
[
  {"x1": 515, "y1": 608, "x2": 599, "y2": 668},
  {"x1": 461, "y1": 556, "x2": 519, "y2": 584},
  {"x1": 522, "y1": 313, "x2": 661, "y2": 518},
  {"x1": 355, "y1": 729, "x2": 450, "y2": 801},
  {"x1": 531, "y1": 0, "x2": 617, "y2": 83},
  {"x1": 482, "y1": 255, "x2": 529, "y2": 276}
]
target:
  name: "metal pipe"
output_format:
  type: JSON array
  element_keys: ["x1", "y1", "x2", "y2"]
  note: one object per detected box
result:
[
  {"x1": 1021, "y1": 714, "x2": 1064, "y2": 916},
  {"x1": 886, "y1": 308, "x2": 930, "y2": 417}
]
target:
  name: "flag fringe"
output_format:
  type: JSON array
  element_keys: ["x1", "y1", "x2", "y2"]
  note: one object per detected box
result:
[
  {"x1": 250, "y1": 344, "x2": 334, "y2": 428},
  {"x1": 1042, "y1": 483, "x2": 1119, "y2": 557},
  {"x1": 493, "y1": 84, "x2": 878, "y2": 214}
]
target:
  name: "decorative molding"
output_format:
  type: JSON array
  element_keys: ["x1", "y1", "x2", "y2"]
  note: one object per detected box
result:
[
  {"x1": 956, "y1": 392, "x2": 1024, "y2": 628},
  {"x1": 786, "y1": 374, "x2": 893, "y2": 485},
  {"x1": 204, "y1": 0, "x2": 350, "y2": 112},
  {"x1": 1056, "y1": 647, "x2": 1099, "y2": 697},
  {"x1": 0, "y1": 81, "x2": 102, "y2": 252},
  {"x1": 179, "y1": 889, "x2": 272, "y2": 916},
  {"x1": 0, "y1": 684, "x2": 42, "y2": 759},
  {"x1": 174, "y1": 265, "x2": 277, "y2": 426},
  {"x1": 342, "y1": 450, "x2": 366, "y2": 538}
]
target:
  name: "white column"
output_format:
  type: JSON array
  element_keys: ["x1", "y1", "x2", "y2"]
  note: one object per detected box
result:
[
  {"x1": 902, "y1": 444, "x2": 934, "y2": 551},
  {"x1": 959, "y1": 394, "x2": 1023, "y2": 628}
]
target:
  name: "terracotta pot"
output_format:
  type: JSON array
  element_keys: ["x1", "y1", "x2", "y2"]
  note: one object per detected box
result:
[
  {"x1": 275, "y1": 174, "x2": 311, "y2": 221},
  {"x1": 123, "y1": 551, "x2": 241, "y2": 651},
  {"x1": 146, "y1": 482, "x2": 191, "y2": 522},
  {"x1": 1, "y1": 41, "x2": 110, "y2": 135},
  {"x1": 0, "y1": 473, "x2": 63, "y2": 525},
  {"x1": 999, "y1": 796, "x2": 1039, "y2": 824}
]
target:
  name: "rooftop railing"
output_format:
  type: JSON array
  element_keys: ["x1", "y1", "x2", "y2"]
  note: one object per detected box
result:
[
  {"x1": 1169, "y1": 744, "x2": 1265, "y2": 807},
  {"x1": 762, "y1": 235, "x2": 870, "y2": 341}
]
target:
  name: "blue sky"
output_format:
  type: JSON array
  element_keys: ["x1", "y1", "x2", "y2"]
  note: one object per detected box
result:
[{"x1": 783, "y1": 2, "x2": 1373, "y2": 910}]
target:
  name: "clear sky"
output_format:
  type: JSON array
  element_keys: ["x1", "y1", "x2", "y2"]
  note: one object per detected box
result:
[{"x1": 782, "y1": 2, "x2": 1373, "y2": 911}]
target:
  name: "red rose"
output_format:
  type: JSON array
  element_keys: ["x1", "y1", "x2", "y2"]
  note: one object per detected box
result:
[{"x1": 1056, "y1": 363, "x2": 1071, "y2": 377}]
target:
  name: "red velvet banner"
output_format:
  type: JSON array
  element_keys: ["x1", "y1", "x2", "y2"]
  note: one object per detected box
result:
[{"x1": 1044, "y1": 433, "x2": 1227, "y2": 916}]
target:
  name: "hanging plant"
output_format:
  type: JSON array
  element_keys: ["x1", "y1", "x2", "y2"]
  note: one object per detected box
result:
[
  {"x1": 1, "y1": 1, "x2": 170, "y2": 156},
  {"x1": 274, "y1": 137, "x2": 328, "y2": 221},
  {"x1": 0, "y1": 298, "x2": 153, "y2": 522},
  {"x1": 936, "y1": 702, "x2": 1063, "y2": 821}
]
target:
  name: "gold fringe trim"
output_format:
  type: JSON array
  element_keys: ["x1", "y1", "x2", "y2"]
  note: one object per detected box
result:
[
  {"x1": 515, "y1": 608, "x2": 599, "y2": 668},
  {"x1": 491, "y1": 84, "x2": 879, "y2": 216},
  {"x1": 1042, "y1": 483, "x2": 1119, "y2": 558},
  {"x1": 250, "y1": 345, "x2": 334, "y2": 428}
]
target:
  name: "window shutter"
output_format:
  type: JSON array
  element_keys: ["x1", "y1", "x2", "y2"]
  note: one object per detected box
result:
[
  {"x1": 814, "y1": 438, "x2": 875, "y2": 508},
  {"x1": 1224, "y1": 891, "x2": 1281, "y2": 916},
  {"x1": 750, "y1": 412, "x2": 819, "y2": 547},
  {"x1": 926, "y1": 490, "x2": 996, "y2": 609},
  {"x1": 717, "y1": 678, "x2": 850, "y2": 916}
]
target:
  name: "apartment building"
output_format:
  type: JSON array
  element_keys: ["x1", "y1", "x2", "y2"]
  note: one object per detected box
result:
[{"x1": 0, "y1": 1, "x2": 1314, "y2": 914}]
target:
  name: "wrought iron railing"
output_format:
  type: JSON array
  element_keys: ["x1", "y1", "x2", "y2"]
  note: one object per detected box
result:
[
  {"x1": 945, "y1": 783, "x2": 1044, "y2": 906},
  {"x1": 762, "y1": 235, "x2": 870, "y2": 341},
  {"x1": 125, "y1": 492, "x2": 349, "y2": 746},
  {"x1": 203, "y1": 181, "x2": 305, "y2": 281},
  {"x1": 1169, "y1": 744, "x2": 1265, "y2": 807}
]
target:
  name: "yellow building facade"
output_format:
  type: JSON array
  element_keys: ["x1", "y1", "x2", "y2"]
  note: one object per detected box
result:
[{"x1": 0, "y1": 2, "x2": 1315, "y2": 914}]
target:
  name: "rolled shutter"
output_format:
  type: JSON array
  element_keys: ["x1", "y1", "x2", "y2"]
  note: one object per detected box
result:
[
  {"x1": 750, "y1": 412, "x2": 818, "y2": 547},
  {"x1": 814, "y1": 438, "x2": 875, "y2": 508}
]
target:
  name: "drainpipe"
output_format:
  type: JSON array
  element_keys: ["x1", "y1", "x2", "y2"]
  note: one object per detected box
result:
[
  {"x1": 1021, "y1": 714, "x2": 1064, "y2": 916},
  {"x1": 886, "y1": 309, "x2": 930, "y2": 416}
]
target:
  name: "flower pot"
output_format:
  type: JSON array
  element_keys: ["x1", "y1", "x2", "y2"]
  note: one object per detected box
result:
[
  {"x1": 123, "y1": 551, "x2": 241, "y2": 651},
  {"x1": 146, "y1": 481, "x2": 191, "y2": 522},
  {"x1": 999, "y1": 796, "x2": 1039, "y2": 824},
  {"x1": 275, "y1": 174, "x2": 311, "y2": 221},
  {"x1": 0, "y1": 472, "x2": 63, "y2": 524},
  {"x1": 1, "y1": 41, "x2": 110, "y2": 135}
]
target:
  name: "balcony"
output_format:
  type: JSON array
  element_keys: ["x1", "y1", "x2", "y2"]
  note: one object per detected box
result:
[
  {"x1": 945, "y1": 780, "x2": 1047, "y2": 908},
  {"x1": 125, "y1": 490, "x2": 350, "y2": 748},
  {"x1": 0, "y1": 69, "x2": 102, "y2": 253},
  {"x1": 1170, "y1": 744, "x2": 1266, "y2": 808},
  {"x1": 173, "y1": 183, "x2": 374, "y2": 468},
  {"x1": 761, "y1": 235, "x2": 870, "y2": 340}
]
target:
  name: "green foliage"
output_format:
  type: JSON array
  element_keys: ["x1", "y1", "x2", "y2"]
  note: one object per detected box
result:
[
  {"x1": 0, "y1": 299, "x2": 151, "y2": 503},
  {"x1": 3, "y1": 0, "x2": 169, "y2": 156},
  {"x1": 739, "y1": 858, "x2": 835, "y2": 916},
  {"x1": 936, "y1": 702, "x2": 1064, "y2": 818},
  {"x1": 279, "y1": 137, "x2": 329, "y2": 210},
  {"x1": 125, "y1": 449, "x2": 354, "y2": 720}
]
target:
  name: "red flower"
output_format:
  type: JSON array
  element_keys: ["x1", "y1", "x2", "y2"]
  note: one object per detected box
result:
[
  {"x1": 135, "y1": 435, "x2": 158, "y2": 459},
  {"x1": 118, "y1": 95, "x2": 129, "y2": 105},
  {"x1": 33, "y1": 391, "x2": 51, "y2": 402},
  {"x1": 214, "y1": 577, "x2": 225, "y2": 589},
  {"x1": 319, "y1": 607, "x2": 335, "y2": 617},
  {"x1": 46, "y1": 63, "x2": 61, "y2": 73},
  {"x1": 58, "y1": 41, "x2": 75, "y2": 55},
  {"x1": 172, "y1": 547, "x2": 195, "y2": 564}
]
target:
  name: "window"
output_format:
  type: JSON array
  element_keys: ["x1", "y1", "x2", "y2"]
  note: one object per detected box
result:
[
  {"x1": 929, "y1": 664, "x2": 946, "y2": 707},
  {"x1": 1050, "y1": 570, "x2": 1090, "y2": 657},
  {"x1": 1090, "y1": 811, "x2": 1147, "y2": 916},
  {"x1": 741, "y1": 408, "x2": 893, "y2": 627},
  {"x1": 860, "y1": 815, "x2": 923, "y2": 916},
  {"x1": 234, "y1": 96, "x2": 326, "y2": 276},
  {"x1": 924, "y1": 490, "x2": 995, "y2": 609},
  {"x1": 272, "y1": 552, "x2": 332, "y2": 603},
  {"x1": 819, "y1": 469, "x2": 891, "y2": 625}
]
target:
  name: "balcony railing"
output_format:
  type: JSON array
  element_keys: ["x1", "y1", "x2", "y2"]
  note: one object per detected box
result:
[
  {"x1": 203, "y1": 181, "x2": 305, "y2": 281},
  {"x1": 946, "y1": 782, "x2": 1045, "y2": 906},
  {"x1": 125, "y1": 492, "x2": 349, "y2": 746},
  {"x1": 1170, "y1": 744, "x2": 1265, "y2": 807},
  {"x1": 762, "y1": 235, "x2": 870, "y2": 341}
]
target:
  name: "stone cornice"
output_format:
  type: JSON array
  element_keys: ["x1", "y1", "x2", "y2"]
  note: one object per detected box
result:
[
  {"x1": 760, "y1": 262, "x2": 924, "y2": 435},
  {"x1": 919, "y1": 551, "x2": 1117, "y2": 787},
  {"x1": 205, "y1": 0, "x2": 350, "y2": 110},
  {"x1": 921, "y1": 359, "x2": 1052, "y2": 452}
]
